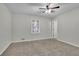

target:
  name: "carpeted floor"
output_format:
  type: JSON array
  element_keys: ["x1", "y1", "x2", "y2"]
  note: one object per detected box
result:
[{"x1": 1, "y1": 39, "x2": 79, "y2": 56}]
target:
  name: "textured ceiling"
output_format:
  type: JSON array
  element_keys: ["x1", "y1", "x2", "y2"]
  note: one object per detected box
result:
[{"x1": 5, "y1": 3, "x2": 79, "y2": 18}]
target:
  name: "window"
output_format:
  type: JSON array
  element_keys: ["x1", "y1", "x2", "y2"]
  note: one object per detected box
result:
[{"x1": 31, "y1": 20, "x2": 40, "y2": 33}]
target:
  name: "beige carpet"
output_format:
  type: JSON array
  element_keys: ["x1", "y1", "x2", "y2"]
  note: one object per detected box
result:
[{"x1": 1, "y1": 39, "x2": 79, "y2": 56}]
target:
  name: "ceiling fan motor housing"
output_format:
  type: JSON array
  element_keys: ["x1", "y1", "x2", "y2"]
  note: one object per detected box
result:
[{"x1": 47, "y1": 3, "x2": 60, "y2": 9}]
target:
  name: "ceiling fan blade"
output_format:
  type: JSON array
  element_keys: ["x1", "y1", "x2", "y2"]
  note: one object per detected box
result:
[
  {"x1": 50, "y1": 6, "x2": 60, "y2": 9},
  {"x1": 39, "y1": 8, "x2": 46, "y2": 10}
]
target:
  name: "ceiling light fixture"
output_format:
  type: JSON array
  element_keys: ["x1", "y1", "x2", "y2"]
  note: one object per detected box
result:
[{"x1": 45, "y1": 9, "x2": 51, "y2": 14}]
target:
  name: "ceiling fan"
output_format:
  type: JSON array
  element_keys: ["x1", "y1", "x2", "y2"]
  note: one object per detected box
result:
[{"x1": 39, "y1": 3, "x2": 60, "y2": 13}]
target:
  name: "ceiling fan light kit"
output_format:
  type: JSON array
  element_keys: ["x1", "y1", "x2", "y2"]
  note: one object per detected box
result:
[{"x1": 45, "y1": 9, "x2": 51, "y2": 14}]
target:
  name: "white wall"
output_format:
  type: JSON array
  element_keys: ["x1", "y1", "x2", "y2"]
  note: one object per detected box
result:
[
  {"x1": 55, "y1": 8, "x2": 79, "y2": 47},
  {"x1": 0, "y1": 4, "x2": 12, "y2": 54},
  {"x1": 12, "y1": 14, "x2": 52, "y2": 42}
]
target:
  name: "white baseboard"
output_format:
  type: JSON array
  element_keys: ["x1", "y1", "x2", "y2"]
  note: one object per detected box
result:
[
  {"x1": 0, "y1": 42, "x2": 12, "y2": 55},
  {"x1": 12, "y1": 37, "x2": 53, "y2": 43},
  {"x1": 57, "y1": 38, "x2": 79, "y2": 48}
]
